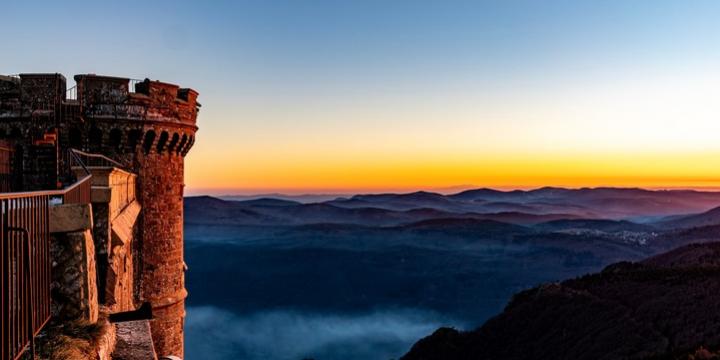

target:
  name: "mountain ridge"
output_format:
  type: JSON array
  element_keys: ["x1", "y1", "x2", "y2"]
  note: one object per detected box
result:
[
  {"x1": 402, "y1": 242, "x2": 720, "y2": 360},
  {"x1": 187, "y1": 186, "x2": 720, "y2": 227}
]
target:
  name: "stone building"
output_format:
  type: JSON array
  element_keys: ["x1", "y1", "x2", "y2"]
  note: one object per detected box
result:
[{"x1": 0, "y1": 72, "x2": 199, "y2": 359}]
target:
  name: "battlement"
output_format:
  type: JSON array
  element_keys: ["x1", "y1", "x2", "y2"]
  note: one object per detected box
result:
[
  {"x1": 74, "y1": 74, "x2": 199, "y2": 127},
  {"x1": 0, "y1": 72, "x2": 199, "y2": 162},
  {"x1": 0, "y1": 73, "x2": 199, "y2": 128}
]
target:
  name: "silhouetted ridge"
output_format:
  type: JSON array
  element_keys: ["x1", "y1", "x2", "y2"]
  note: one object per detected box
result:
[
  {"x1": 235, "y1": 198, "x2": 302, "y2": 207},
  {"x1": 449, "y1": 188, "x2": 513, "y2": 201},
  {"x1": 402, "y1": 242, "x2": 720, "y2": 360}
]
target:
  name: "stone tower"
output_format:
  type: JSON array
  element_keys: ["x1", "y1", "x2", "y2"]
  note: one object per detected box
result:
[
  {"x1": 72, "y1": 74, "x2": 199, "y2": 357},
  {"x1": 0, "y1": 73, "x2": 199, "y2": 357}
]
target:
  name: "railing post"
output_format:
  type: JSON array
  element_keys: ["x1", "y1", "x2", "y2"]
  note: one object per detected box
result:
[
  {"x1": 8, "y1": 227, "x2": 34, "y2": 359},
  {"x1": 2, "y1": 198, "x2": 7, "y2": 360}
]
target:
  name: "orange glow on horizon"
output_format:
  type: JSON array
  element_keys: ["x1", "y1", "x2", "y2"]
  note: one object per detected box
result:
[{"x1": 184, "y1": 149, "x2": 720, "y2": 195}]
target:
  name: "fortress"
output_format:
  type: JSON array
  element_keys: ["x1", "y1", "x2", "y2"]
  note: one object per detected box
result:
[{"x1": 0, "y1": 73, "x2": 198, "y2": 359}]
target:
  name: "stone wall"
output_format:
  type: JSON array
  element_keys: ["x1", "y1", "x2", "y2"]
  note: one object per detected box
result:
[
  {"x1": 22, "y1": 143, "x2": 57, "y2": 191},
  {"x1": 50, "y1": 228, "x2": 99, "y2": 323},
  {"x1": 137, "y1": 152, "x2": 186, "y2": 357},
  {"x1": 107, "y1": 200, "x2": 141, "y2": 313},
  {"x1": 19, "y1": 73, "x2": 66, "y2": 109},
  {"x1": 86, "y1": 167, "x2": 141, "y2": 314}
]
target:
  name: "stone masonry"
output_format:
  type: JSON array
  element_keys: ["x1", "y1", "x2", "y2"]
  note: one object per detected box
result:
[
  {"x1": 49, "y1": 229, "x2": 99, "y2": 323},
  {"x1": 0, "y1": 73, "x2": 199, "y2": 358}
]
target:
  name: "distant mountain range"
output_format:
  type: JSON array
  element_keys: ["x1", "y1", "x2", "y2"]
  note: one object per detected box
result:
[
  {"x1": 219, "y1": 194, "x2": 346, "y2": 203},
  {"x1": 187, "y1": 187, "x2": 720, "y2": 228}
]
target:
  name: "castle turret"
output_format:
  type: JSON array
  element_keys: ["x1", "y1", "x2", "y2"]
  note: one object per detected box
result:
[{"x1": 72, "y1": 74, "x2": 199, "y2": 357}]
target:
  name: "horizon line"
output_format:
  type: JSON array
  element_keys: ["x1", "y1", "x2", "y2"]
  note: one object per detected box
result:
[{"x1": 185, "y1": 184, "x2": 720, "y2": 197}]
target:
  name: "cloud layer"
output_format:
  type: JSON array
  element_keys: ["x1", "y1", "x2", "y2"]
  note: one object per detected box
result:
[{"x1": 185, "y1": 306, "x2": 463, "y2": 360}]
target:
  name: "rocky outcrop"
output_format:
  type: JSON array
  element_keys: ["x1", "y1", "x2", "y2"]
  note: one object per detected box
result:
[{"x1": 403, "y1": 242, "x2": 720, "y2": 360}]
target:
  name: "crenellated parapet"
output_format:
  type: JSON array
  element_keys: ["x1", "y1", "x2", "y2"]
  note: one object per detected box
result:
[
  {"x1": 74, "y1": 74, "x2": 199, "y2": 128},
  {"x1": 71, "y1": 74, "x2": 199, "y2": 163},
  {"x1": 0, "y1": 73, "x2": 67, "y2": 119},
  {"x1": 0, "y1": 73, "x2": 198, "y2": 165}
]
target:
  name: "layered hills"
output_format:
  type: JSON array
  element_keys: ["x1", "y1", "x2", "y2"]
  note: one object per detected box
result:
[
  {"x1": 190, "y1": 187, "x2": 720, "y2": 227},
  {"x1": 183, "y1": 187, "x2": 720, "y2": 360}
]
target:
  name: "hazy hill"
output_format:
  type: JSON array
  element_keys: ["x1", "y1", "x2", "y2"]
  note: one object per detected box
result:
[
  {"x1": 185, "y1": 196, "x2": 579, "y2": 227},
  {"x1": 402, "y1": 242, "x2": 720, "y2": 360},
  {"x1": 655, "y1": 206, "x2": 720, "y2": 229},
  {"x1": 187, "y1": 187, "x2": 720, "y2": 229},
  {"x1": 328, "y1": 191, "x2": 469, "y2": 212},
  {"x1": 220, "y1": 193, "x2": 344, "y2": 203},
  {"x1": 450, "y1": 187, "x2": 720, "y2": 219},
  {"x1": 214, "y1": 187, "x2": 720, "y2": 221},
  {"x1": 535, "y1": 219, "x2": 656, "y2": 233}
]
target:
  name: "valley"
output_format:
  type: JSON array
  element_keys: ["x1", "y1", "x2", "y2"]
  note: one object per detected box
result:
[{"x1": 183, "y1": 187, "x2": 720, "y2": 360}]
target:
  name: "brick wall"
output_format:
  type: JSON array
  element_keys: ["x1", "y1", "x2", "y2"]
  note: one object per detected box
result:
[{"x1": 136, "y1": 152, "x2": 186, "y2": 357}]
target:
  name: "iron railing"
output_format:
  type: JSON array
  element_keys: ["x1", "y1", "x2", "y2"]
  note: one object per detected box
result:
[
  {"x1": 65, "y1": 85, "x2": 77, "y2": 101},
  {"x1": 109, "y1": 171, "x2": 136, "y2": 220},
  {"x1": 68, "y1": 148, "x2": 123, "y2": 169},
  {"x1": 59, "y1": 175, "x2": 92, "y2": 205},
  {"x1": 1, "y1": 148, "x2": 94, "y2": 359},
  {"x1": 2, "y1": 192, "x2": 51, "y2": 360},
  {"x1": 67, "y1": 148, "x2": 133, "y2": 216}
]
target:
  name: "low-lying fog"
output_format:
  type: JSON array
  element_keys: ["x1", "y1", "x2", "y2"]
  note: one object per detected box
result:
[{"x1": 185, "y1": 307, "x2": 461, "y2": 360}]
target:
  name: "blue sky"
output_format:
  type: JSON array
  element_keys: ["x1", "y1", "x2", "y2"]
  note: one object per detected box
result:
[{"x1": 3, "y1": 1, "x2": 720, "y2": 194}]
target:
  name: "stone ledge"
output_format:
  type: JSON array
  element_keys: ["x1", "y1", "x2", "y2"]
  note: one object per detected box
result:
[
  {"x1": 111, "y1": 200, "x2": 141, "y2": 247},
  {"x1": 112, "y1": 320, "x2": 158, "y2": 360},
  {"x1": 50, "y1": 229, "x2": 99, "y2": 323},
  {"x1": 49, "y1": 203, "x2": 93, "y2": 233}
]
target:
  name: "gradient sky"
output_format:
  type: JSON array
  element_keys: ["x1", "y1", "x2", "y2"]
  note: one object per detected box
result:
[{"x1": 3, "y1": 1, "x2": 720, "y2": 195}]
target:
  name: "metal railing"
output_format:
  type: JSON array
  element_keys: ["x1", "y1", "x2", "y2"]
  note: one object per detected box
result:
[
  {"x1": 109, "y1": 171, "x2": 136, "y2": 220},
  {"x1": 68, "y1": 148, "x2": 123, "y2": 169},
  {"x1": 59, "y1": 175, "x2": 92, "y2": 205},
  {"x1": 65, "y1": 85, "x2": 77, "y2": 101},
  {"x1": 2, "y1": 192, "x2": 51, "y2": 360},
  {"x1": 1, "y1": 149, "x2": 94, "y2": 359}
]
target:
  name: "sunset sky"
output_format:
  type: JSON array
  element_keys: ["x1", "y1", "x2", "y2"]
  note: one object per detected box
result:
[{"x1": 3, "y1": 1, "x2": 720, "y2": 194}]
